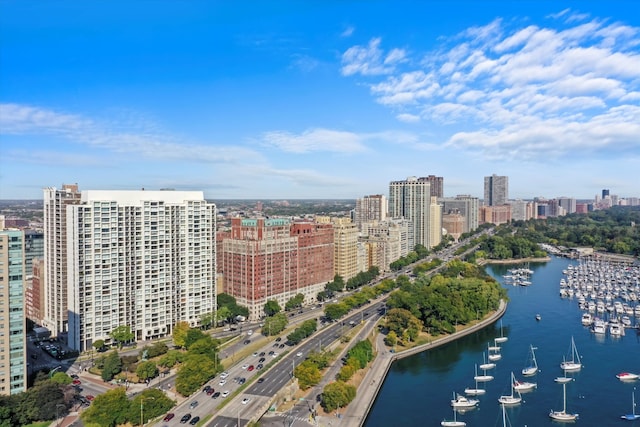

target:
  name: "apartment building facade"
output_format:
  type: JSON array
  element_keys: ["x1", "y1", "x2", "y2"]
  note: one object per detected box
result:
[{"x1": 66, "y1": 190, "x2": 216, "y2": 352}]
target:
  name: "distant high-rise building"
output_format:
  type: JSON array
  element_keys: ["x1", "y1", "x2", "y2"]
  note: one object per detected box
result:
[
  {"x1": 429, "y1": 196, "x2": 442, "y2": 248},
  {"x1": 422, "y1": 175, "x2": 444, "y2": 198},
  {"x1": 25, "y1": 258, "x2": 44, "y2": 325},
  {"x1": 439, "y1": 195, "x2": 479, "y2": 233},
  {"x1": 329, "y1": 218, "x2": 359, "y2": 281},
  {"x1": 484, "y1": 174, "x2": 509, "y2": 206},
  {"x1": 602, "y1": 189, "x2": 610, "y2": 199},
  {"x1": 389, "y1": 176, "x2": 441, "y2": 249},
  {"x1": 558, "y1": 197, "x2": 577, "y2": 214},
  {"x1": 66, "y1": 190, "x2": 216, "y2": 352},
  {"x1": 509, "y1": 200, "x2": 538, "y2": 221},
  {"x1": 354, "y1": 195, "x2": 388, "y2": 230},
  {"x1": 218, "y1": 218, "x2": 333, "y2": 321},
  {"x1": 0, "y1": 229, "x2": 26, "y2": 395},
  {"x1": 360, "y1": 218, "x2": 412, "y2": 271},
  {"x1": 43, "y1": 184, "x2": 81, "y2": 337}
]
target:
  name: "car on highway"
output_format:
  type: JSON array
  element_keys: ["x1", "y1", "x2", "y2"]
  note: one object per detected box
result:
[
  {"x1": 252, "y1": 352, "x2": 258, "y2": 357},
  {"x1": 257, "y1": 378, "x2": 265, "y2": 383},
  {"x1": 247, "y1": 365, "x2": 254, "y2": 371},
  {"x1": 221, "y1": 390, "x2": 230, "y2": 398},
  {"x1": 220, "y1": 371, "x2": 229, "y2": 379},
  {"x1": 258, "y1": 357, "x2": 266, "y2": 363},
  {"x1": 206, "y1": 387, "x2": 215, "y2": 396},
  {"x1": 259, "y1": 352, "x2": 265, "y2": 357},
  {"x1": 72, "y1": 379, "x2": 81, "y2": 385},
  {"x1": 238, "y1": 377, "x2": 246, "y2": 384},
  {"x1": 189, "y1": 401, "x2": 199, "y2": 409},
  {"x1": 163, "y1": 413, "x2": 175, "y2": 422},
  {"x1": 219, "y1": 379, "x2": 227, "y2": 386},
  {"x1": 296, "y1": 352, "x2": 303, "y2": 357},
  {"x1": 271, "y1": 352, "x2": 278, "y2": 357},
  {"x1": 189, "y1": 416, "x2": 200, "y2": 425},
  {"x1": 241, "y1": 364, "x2": 249, "y2": 370},
  {"x1": 242, "y1": 398, "x2": 251, "y2": 405},
  {"x1": 256, "y1": 363, "x2": 264, "y2": 370},
  {"x1": 275, "y1": 337, "x2": 282, "y2": 342},
  {"x1": 211, "y1": 391, "x2": 220, "y2": 399},
  {"x1": 180, "y1": 414, "x2": 192, "y2": 424},
  {"x1": 86, "y1": 395, "x2": 95, "y2": 401}
]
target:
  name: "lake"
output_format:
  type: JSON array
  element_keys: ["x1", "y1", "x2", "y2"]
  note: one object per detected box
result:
[{"x1": 364, "y1": 256, "x2": 640, "y2": 426}]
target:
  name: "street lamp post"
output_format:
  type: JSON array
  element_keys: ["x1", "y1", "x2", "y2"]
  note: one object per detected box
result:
[
  {"x1": 140, "y1": 396, "x2": 155, "y2": 426},
  {"x1": 55, "y1": 404, "x2": 65, "y2": 427}
]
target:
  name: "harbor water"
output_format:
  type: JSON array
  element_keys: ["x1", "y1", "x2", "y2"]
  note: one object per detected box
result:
[{"x1": 364, "y1": 256, "x2": 640, "y2": 426}]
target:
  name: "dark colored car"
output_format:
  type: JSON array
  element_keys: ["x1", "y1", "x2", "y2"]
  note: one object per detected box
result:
[
  {"x1": 163, "y1": 413, "x2": 175, "y2": 422},
  {"x1": 244, "y1": 339, "x2": 251, "y2": 345},
  {"x1": 259, "y1": 352, "x2": 265, "y2": 357},
  {"x1": 202, "y1": 385, "x2": 211, "y2": 393},
  {"x1": 258, "y1": 357, "x2": 265, "y2": 363},
  {"x1": 275, "y1": 337, "x2": 282, "y2": 342},
  {"x1": 206, "y1": 387, "x2": 215, "y2": 396},
  {"x1": 180, "y1": 414, "x2": 192, "y2": 424},
  {"x1": 189, "y1": 416, "x2": 200, "y2": 425},
  {"x1": 211, "y1": 391, "x2": 220, "y2": 399},
  {"x1": 257, "y1": 378, "x2": 265, "y2": 384}
]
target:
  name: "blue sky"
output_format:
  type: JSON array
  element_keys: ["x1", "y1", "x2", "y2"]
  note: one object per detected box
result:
[{"x1": 1, "y1": 1, "x2": 639, "y2": 201}]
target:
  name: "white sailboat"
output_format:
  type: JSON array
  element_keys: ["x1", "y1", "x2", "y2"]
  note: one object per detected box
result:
[
  {"x1": 441, "y1": 404, "x2": 467, "y2": 427},
  {"x1": 522, "y1": 345, "x2": 538, "y2": 377},
  {"x1": 513, "y1": 374, "x2": 537, "y2": 392},
  {"x1": 465, "y1": 364, "x2": 486, "y2": 395},
  {"x1": 559, "y1": 336, "x2": 582, "y2": 372},
  {"x1": 488, "y1": 342, "x2": 502, "y2": 362},
  {"x1": 549, "y1": 381, "x2": 578, "y2": 421},
  {"x1": 498, "y1": 372, "x2": 522, "y2": 405},
  {"x1": 621, "y1": 388, "x2": 640, "y2": 421},
  {"x1": 479, "y1": 351, "x2": 496, "y2": 371},
  {"x1": 495, "y1": 319, "x2": 508, "y2": 343}
]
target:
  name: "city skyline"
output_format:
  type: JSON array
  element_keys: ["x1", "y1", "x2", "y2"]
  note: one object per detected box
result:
[{"x1": 1, "y1": 2, "x2": 639, "y2": 200}]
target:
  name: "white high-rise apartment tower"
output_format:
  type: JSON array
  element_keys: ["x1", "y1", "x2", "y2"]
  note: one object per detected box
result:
[
  {"x1": 389, "y1": 177, "x2": 441, "y2": 249},
  {"x1": 43, "y1": 184, "x2": 81, "y2": 336},
  {"x1": 66, "y1": 190, "x2": 216, "y2": 352}
]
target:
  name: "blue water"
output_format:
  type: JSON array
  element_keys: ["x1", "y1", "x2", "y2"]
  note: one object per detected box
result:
[{"x1": 364, "y1": 256, "x2": 640, "y2": 426}]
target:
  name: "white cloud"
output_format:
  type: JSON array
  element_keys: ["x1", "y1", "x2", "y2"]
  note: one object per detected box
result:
[
  {"x1": 261, "y1": 128, "x2": 367, "y2": 153},
  {"x1": 341, "y1": 26, "x2": 355, "y2": 38},
  {"x1": 340, "y1": 14, "x2": 640, "y2": 161},
  {"x1": 341, "y1": 38, "x2": 406, "y2": 76},
  {"x1": 0, "y1": 103, "x2": 264, "y2": 165}
]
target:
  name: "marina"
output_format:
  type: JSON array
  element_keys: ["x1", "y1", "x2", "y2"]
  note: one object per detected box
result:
[{"x1": 364, "y1": 256, "x2": 640, "y2": 427}]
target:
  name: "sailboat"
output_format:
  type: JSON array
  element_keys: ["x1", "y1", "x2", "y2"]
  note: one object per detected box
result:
[
  {"x1": 441, "y1": 404, "x2": 467, "y2": 427},
  {"x1": 495, "y1": 319, "x2": 508, "y2": 343},
  {"x1": 621, "y1": 388, "x2": 640, "y2": 421},
  {"x1": 474, "y1": 360, "x2": 494, "y2": 383},
  {"x1": 549, "y1": 381, "x2": 579, "y2": 421},
  {"x1": 522, "y1": 345, "x2": 538, "y2": 376},
  {"x1": 554, "y1": 366, "x2": 574, "y2": 384},
  {"x1": 559, "y1": 336, "x2": 582, "y2": 371},
  {"x1": 479, "y1": 351, "x2": 496, "y2": 371},
  {"x1": 513, "y1": 374, "x2": 537, "y2": 392},
  {"x1": 498, "y1": 372, "x2": 522, "y2": 405},
  {"x1": 465, "y1": 364, "x2": 487, "y2": 395},
  {"x1": 488, "y1": 342, "x2": 502, "y2": 362}
]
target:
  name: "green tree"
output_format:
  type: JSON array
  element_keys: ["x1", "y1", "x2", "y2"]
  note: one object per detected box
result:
[
  {"x1": 285, "y1": 293, "x2": 305, "y2": 311},
  {"x1": 172, "y1": 321, "x2": 190, "y2": 349},
  {"x1": 109, "y1": 325, "x2": 134, "y2": 349},
  {"x1": 384, "y1": 330, "x2": 397, "y2": 347},
  {"x1": 159, "y1": 350, "x2": 185, "y2": 368},
  {"x1": 80, "y1": 387, "x2": 130, "y2": 427},
  {"x1": 294, "y1": 360, "x2": 322, "y2": 389},
  {"x1": 136, "y1": 361, "x2": 159, "y2": 382},
  {"x1": 264, "y1": 300, "x2": 282, "y2": 317},
  {"x1": 262, "y1": 312, "x2": 288, "y2": 336},
  {"x1": 216, "y1": 306, "x2": 232, "y2": 325},
  {"x1": 324, "y1": 303, "x2": 349, "y2": 321},
  {"x1": 128, "y1": 389, "x2": 175, "y2": 426},
  {"x1": 200, "y1": 311, "x2": 215, "y2": 329},
  {"x1": 184, "y1": 328, "x2": 207, "y2": 349},
  {"x1": 50, "y1": 372, "x2": 73, "y2": 385},
  {"x1": 101, "y1": 351, "x2": 122, "y2": 382},
  {"x1": 321, "y1": 381, "x2": 356, "y2": 412},
  {"x1": 175, "y1": 354, "x2": 217, "y2": 396}
]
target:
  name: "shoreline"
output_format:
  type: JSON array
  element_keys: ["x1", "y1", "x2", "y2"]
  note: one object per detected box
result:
[
  {"x1": 340, "y1": 299, "x2": 508, "y2": 427},
  {"x1": 477, "y1": 257, "x2": 551, "y2": 265}
]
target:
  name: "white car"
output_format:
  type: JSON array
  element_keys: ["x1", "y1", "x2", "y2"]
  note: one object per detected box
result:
[
  {"x1": 241, "y1": 364, "x2": 249, "y2": 370},
  {"x1": 271, "y1": 352, "x2": 278, "y2": 358},
  {"x1": 247, "y1": 330, "x2": 253, "y2": 336},
  {"x1": 296, "y1": 352, "x2": 303, "y2": 357},
  {"x1": 221, "y1": 390, "x2": 230, "y2": 397},
  {"x1": 220, "y1": 372, "x2": 229, "y2": 379},
  {"x1": 219, "y1": 379, "x2": 227, "y2": 386},
  {"x1": 241, "y1": 398, "x2": 251, "y2": 405}
]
